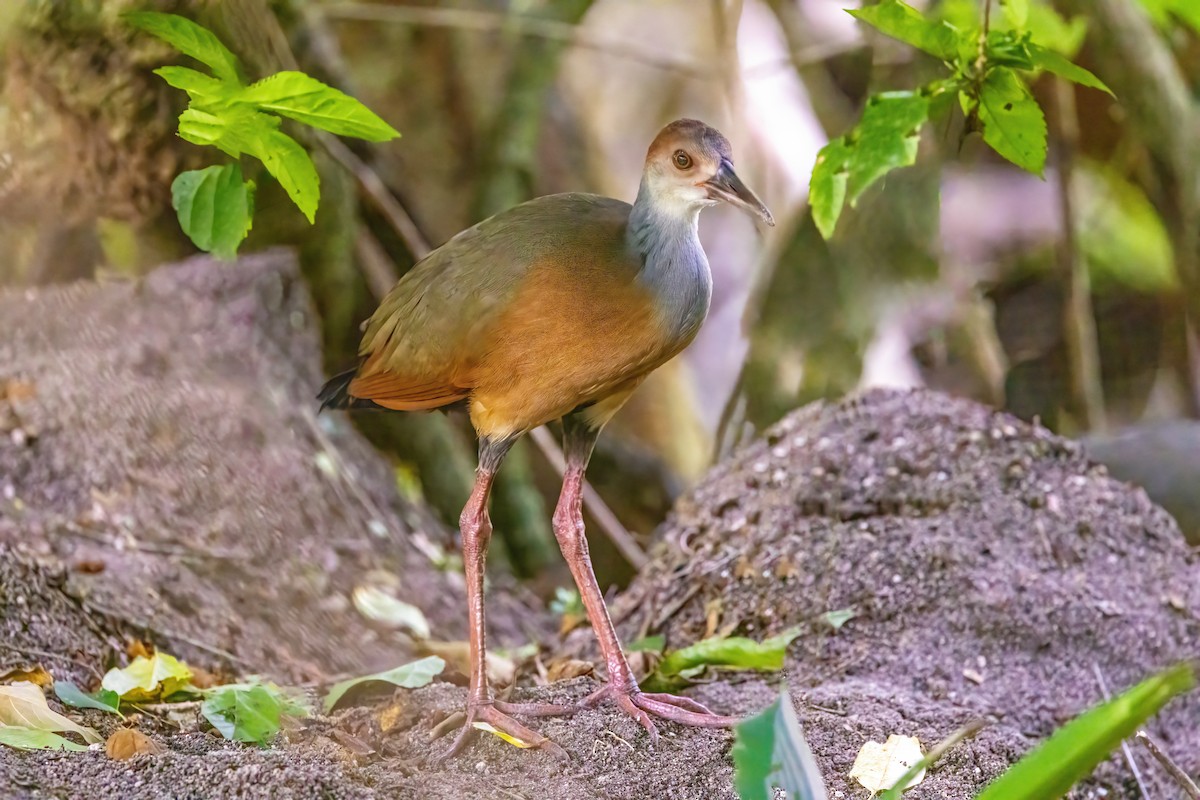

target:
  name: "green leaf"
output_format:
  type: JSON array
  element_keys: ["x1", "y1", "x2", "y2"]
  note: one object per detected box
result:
[
  {"x1": 819, "y1": 608, "x2": 857, "y2": 631},
  {"x1": 171, "y1": 164, "x2": 255, "y2": 259},
  {"x1": 324, "y1": 656, "x2": 445, "y2": 712},
  {"x1": 124, "y1": 12, "x2": 241, "y2": 84},
  {"x1": 152, "y1": 66, "x2": 229, "y2": 102},
  {"x1": 847, "y1": 0, "x2": 959, "y2": 60},
  {"x1": 0, "y1": 682, "x2": 102, "y2": 744},
  {"x1": 101, "y1": 653, "x2": 193, "y2": 702},
  {"x1": 847, "y1": 91, "x2": 930, "y2": 204},
  {"x1": 625, "y1": 634, "x2": 666, "y2": 654},
  {"x1": 237, "y1": 72, "x2": 400, "y2": 142},
  {"x1": 54, "y1": 682, "x2": 122, "y2": 717},
  {"x1": 644, "y1": 628, "x2": 801, "y2": 693},
  {"x1": 1026, "y1": 45, "x2": 1113, "y2": 96},
  {"x1": 733, "y1": 692, "x2": 828, "y2": 800},
  {"x1": 976, "y1": 662, "x2": 1195, "y2": 800},
  {"x1": 986, "y1": 30, "x2": 1035, "y2": 70},
  {"x1": 247, "y1": 127, "x2": 321, "y2": 223},
  {"x1": 0, "y1": 725, "x2": 89, "y2": 752},
  {"x1": 1002, "y1": 0, "x2": 1029, "y2": 28},
  {"x1": 978, "y1": 67, "x2": 1046, "y2": 175},
  {"x1": 202, "y1": 682, "x2": 310, "y2": 746},
  {"x1": 809, "y1": 138, "x2": 850, "y2": 240}
]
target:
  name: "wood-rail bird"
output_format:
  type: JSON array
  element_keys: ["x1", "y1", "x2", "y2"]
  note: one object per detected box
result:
[{"x1": 319, "y1": 118, "x2": 774, "y2": 758}]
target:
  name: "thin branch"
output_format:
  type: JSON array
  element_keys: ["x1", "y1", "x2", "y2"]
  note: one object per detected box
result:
[
  {"x1": 529, "y1": 426, "x2": 648, "y2": 570},
  {"x1": 319, "y1": 1, "x2": 712, "y2": 79},
  {"x1": 1052, "y1": 78, "x2": 1106, "y2": 432},
  {"x1": 319, "y1": 133, "x2": 432, "y2": 259},
  {"x1": 353, "y1": 227, "x2": 400, "y2": 299},
  {"x1": 1136, "y1": 730, "x2": 1200, "y2": 799},
  {"x1": 1092, "y1": 663, "x2": 1151, "y2": 799}
]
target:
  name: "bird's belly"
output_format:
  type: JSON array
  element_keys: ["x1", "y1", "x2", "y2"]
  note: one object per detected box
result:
[{"x1": 466, "y1": 277, "x2": 688, "y2": 439}]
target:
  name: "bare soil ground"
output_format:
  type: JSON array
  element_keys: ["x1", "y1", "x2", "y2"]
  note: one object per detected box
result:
[{"x1": 1, "y1": 255, "x2": 1196, "y2": 799}]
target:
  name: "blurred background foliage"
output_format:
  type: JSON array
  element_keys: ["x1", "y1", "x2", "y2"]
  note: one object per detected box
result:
[{"x1": 1, "y1": 0, "x2": 1198, "y2": 595}]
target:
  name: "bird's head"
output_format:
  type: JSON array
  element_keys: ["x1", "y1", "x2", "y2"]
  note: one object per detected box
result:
[{"x1": 642, "y1": 119, "x2": 774, "y2": 227}]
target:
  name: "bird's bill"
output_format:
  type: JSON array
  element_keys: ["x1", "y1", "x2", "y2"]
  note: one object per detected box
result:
[{"x1": 704, "y1": 160, "x2": 775, "y2": 226}]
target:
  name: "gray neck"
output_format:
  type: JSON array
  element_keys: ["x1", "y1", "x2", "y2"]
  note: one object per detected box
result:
[{"x1": 626, "y1": 178, "x2": 713, "y2": 345}]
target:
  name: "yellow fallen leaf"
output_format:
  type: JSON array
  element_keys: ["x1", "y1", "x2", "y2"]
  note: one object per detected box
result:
[
  {"x1": 850, "y1": 734, "x2": 926, "y2": 794},
  {"x1": 105, "y1": 728, "x2": 166, "y2": 760},
  {"x1": 472, "y1": 721, "x2": 535, "y2": 748},
  {"x1": 0, "y1": 682, "x2": 101, "y2": 744},
  {"x1": 101, "y1": 653, "x2": 193, "y2": 702},
  {"x1": 0, "y1": 665, "x2": 53, "y2": 688}
]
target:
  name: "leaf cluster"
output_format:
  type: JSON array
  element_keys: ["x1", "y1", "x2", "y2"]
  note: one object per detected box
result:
[
  {"x1": 125, "y1": 12, "x2": 399, "y2": 257},
  {"x1": 812, "y1": 0, "x2": 1111, "y2": 239}
]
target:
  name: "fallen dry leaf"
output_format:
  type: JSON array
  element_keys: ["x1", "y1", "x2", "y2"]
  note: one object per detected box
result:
[
  {"x1": 105, "y1": 728, "x2": 165, "y2": 760},
  {"x1": 377, "y1": 700, "x2": 408, "y2": 734},
  {"x1": 127, "y1": 640, "x2": 154, "y2": 660},
  {"x1": 2, "y1": 379, "x2": 36, "y2": 403},
  {"x1": 473, "y1": 721, "x2": 535, "y2": 748},
  {"x1": 417, "y1": 641, "x2": 515, "y2": 687},
  {"x1": 0, "y1": 665, "x2": 53, "y2": 688},
  {"x1": 850, "y1": 734, "x2": 926, "y2": 794},
  {"x1": 0, "y1": 682, "x2": 101, "y2": 744},
  {"x1": 545, "y1": 659, "x2": 594, "y2": 683}
]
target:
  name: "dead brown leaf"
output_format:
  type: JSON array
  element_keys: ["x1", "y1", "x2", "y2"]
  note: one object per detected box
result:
[
  {"x1": 544, "y1": 659, "x2": 594, "y2": 683},
  {"x1": 377, "y1": 699, "x2": 408, "y2": 734},
  {"x1": 2, "y1": 379, "x2": 36, "y2": 403},
  {"x1": 704, "y1": 598, "x2": 724, "y2": 639},
  {"x1": 126, "y1": 640, "x2": 153, "y2": 660},
  {"x1": 0, "y1": 664, "x2": 52, "y2": 688},
  {"x1": 105, "y1": 728, "x2": 166, "y2": 760},
  {"x1": 416, "y1": 641, "x2": 514, "y2": 686},
  {"x1": 558, "y1": 612, "x2": 585, "y2": 636}
]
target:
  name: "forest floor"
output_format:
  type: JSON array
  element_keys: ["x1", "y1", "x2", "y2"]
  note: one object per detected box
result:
[{"x1": 0, "y1": 254, "x2": 1196, "y2": 799}]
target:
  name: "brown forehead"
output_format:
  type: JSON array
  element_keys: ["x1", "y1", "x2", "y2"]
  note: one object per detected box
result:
[{"x1": 645, "y1": 119, "x2": 733, "y2": 164}]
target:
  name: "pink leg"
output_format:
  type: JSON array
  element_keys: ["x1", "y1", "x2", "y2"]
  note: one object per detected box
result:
[
  {"x1": 536, "y1": 416, "x2": 740, "y2": 743},
  {"x1": 440, "y1": 439, "x2": 566, "y2": 760}
]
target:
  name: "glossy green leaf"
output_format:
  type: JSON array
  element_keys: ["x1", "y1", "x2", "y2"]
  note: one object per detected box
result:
[
  {"x1": 124, "y1": 12, "x2": 241, "y2": 84},
  {"x1": 152, "y1": 66, "x2": 229, "y2": 102},
  {"x1": 247, "y1": 127, "x2": 321, "y2": 223},
  {"x1": 1002, "y1": 0, "x2": 1029, "y2": 28},
  {"x1": 324, "y1": 656, "x2": 445, "y2": 712},
  {"x1": 202, "y1": 682, "x2": 310, "y2": 745},
  {"x1": 54, "y1": 682, "x2": 122, "y2": 717},
  {"x1": 809, "y1": 138, "x2": 850, "y2": 240},
  {"x1": 733, "y1": 692, "x2": 828, "y2": 800},
  {"x1": 978, "y1": 67, "x2": 1046, "y2": 175},
  {"x1": 986, "y1": 30, "x2": 1035, "y2": 70},
  {"x1": 625, "y1": 634, "x2": 666, "y2": 654},
  {"x1": 644, "y1": 628, "x2": 801, "y2": 693},
  {"x1": 171, "y1": 164, "x2": 255, "y2": 259},
  {"x1": 976, "y1": 663, "x2": 1195, "y2": 800},
  {"x1": 238, "y1": 72, "x2": 399, "y2": 142},
  {"x1": 1026, "y1": 45, "x2": 1113, "y2": 96},
  {"x1": 847, "y1": 92, "x2": 930, "y2": 204},
  {"x1": 0, "y1": 725, "x2": 88, "y2": 752},
  {"x1": 847, "y1": 0, "x2": 959, "y2": 60},
  {"x1": 101, "y1": 653, "x2": 194, "y2": 702}
]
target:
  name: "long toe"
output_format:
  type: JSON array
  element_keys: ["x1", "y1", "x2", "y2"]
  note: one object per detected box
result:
[
  {"x1": 474, "y1": 704, "x2": 570, "y2": 761},
  {"x1": 615, "y1": 692, "x2": 660, "y2": 746},
  {"x1": 637, "y1": 692, "x2": 719, "y2": 716},
  {"x1": 493, "y1": 697, "x2": 580, "y2": 718},
  {"x1": 632, "y1": 693, "x2": 742, "y2": 728}
]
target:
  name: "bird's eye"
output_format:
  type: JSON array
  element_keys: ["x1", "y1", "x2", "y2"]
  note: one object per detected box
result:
[{"x1": 673, "y1": 150, "x2": 692, "y2": 170}]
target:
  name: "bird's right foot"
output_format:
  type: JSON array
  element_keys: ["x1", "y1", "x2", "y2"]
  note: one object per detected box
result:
[{"x1": 434, "y1": 701, "x2": 568, "y2": 762}]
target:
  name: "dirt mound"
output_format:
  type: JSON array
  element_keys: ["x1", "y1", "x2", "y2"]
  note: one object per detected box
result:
[
  {"x1": 0, "y1": 251, "x2": 538, "y2": 681},
  {"x1": 594, "y1": 388, "x2": 1200, "y2": 798}
]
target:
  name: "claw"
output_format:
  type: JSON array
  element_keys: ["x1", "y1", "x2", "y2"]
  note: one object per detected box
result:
[
  {"x1": 616, "y1": 693, "x2": 659, "y2": 746},
  {"x1": 435, "y1": 702, "x2": 569, "y2": 762}
]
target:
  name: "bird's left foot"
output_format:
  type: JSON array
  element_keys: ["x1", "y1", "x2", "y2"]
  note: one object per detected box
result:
[{"x1": 495, "y1": 683, "x2": 739, "y2": 746}]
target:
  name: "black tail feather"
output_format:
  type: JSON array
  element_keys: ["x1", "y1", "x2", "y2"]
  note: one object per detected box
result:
[{"x1": 317, "y1": 368, "x2": 358, "y2": 411}]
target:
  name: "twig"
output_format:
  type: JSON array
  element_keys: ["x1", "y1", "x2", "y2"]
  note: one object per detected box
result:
[
  {"x1": 320, "y1": 2, "x2": 712, "y2": 79},
  {"x1": 83, "y1": 601, "x2": 250, "y2": 668},
  {"x1": 529, "y1": 426, "x2": 648, "y2": 570},
  {"x1": 319, "y1": 133, "x2": 432, "y2": 260},
  {"x1": 130, "y1": 700, "x2": 203, "y2": 714},
  {"x1": 1137, "y1": 730, "x2": 1200, "y2": 798},
  {"x1": 1053, "y1": 78, "x2": 1106, "y2": 432},
  {"x1": 1092, "y1": 663, "x2": 1151, "y2": 799},
  {"x1": 353, "y1": 228, "x2": 400, "y2": 300},
  {"x1": 0, "y1": 643, "x2": 102, "y2": 681}
]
